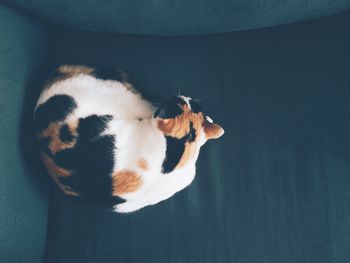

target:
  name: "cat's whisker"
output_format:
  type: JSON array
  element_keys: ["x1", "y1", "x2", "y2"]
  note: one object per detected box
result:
[
  {"x1": 174, "y1": 84, "x2": 181, "y2": 97},
  {"x1": 175, "y1": 85, "x2": 181, "y2": 96}
]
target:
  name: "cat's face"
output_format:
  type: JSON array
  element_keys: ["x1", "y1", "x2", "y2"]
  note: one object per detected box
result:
[{"x1": 154, "y1": 96, "x2": 224, "y2": 169}]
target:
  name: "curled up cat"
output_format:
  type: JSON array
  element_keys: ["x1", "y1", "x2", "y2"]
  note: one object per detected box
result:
[{"x1": 34, "y1": 65, "x2": 224, "y2": 213}]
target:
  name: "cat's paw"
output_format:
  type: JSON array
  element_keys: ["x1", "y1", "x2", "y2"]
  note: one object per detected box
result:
[{"x1": 113, "y1": 202, "x2": 143, "y2": 213}]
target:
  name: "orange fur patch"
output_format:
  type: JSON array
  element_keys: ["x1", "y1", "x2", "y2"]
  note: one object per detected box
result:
[
  {"x1": 203, "y1": 122, "x2": 224, "y2": 140},
  {"x1": 57, "y1": 65, "x2": 94, "y2": 76},
  {"x1": 138, "y1": 158, "x2": 149, "y2": 170},
  {"x1": 43, "y1": 65, "x2": 94, "y2": 89},
  {"x1": 41, "y1": 154, "x2": 78, "y2": 196},
  {"x1": 45, "y1": 65, "x2": 139, "y2": 95},
  {"x1": 112, "y1": 170, "x2": 143, "y2": 196},
  {"x1": 157, "y1": 118, "x2": 176, "y2": 134},
  {"x1": 157, "y1": 110, "x2": 204, "y2": 139},
  {"x1": 38, "y1": 122, "x2": 77, "y2": 155},
  {"x1": 157, "y1": 107, "x2": 205, "y2": 168},
  {"x1": 123, "y1": 82, "x2": 139, "y2": 94},
  {"x1": 41, "y1": 153, "x2": 71, "y2": 177},
  {"x1": 59, "y1": 65, "x2": 138, "y2": 94},
  {"x1": 112, "y1": 70, "x2": 139, "y2": 94}
]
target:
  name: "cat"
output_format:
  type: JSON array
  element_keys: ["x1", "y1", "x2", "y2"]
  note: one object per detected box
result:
[{"x1": 34, "y1": 65, "x2": 224, "y2": 213}]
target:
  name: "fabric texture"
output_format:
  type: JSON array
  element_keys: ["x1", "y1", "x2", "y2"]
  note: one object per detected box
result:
[
  {"x1": 43, "y1": 11, "x2": 350, "y2": 263},
  {"x1": 0, "y1": 6, "x2": 49, "y2": 263},
  {"x1": 1, "y1": 3, "x2": 350, "y2": 263},
  {"x1": 4, "y1": 0, "x2": 350, "y2": 35}
]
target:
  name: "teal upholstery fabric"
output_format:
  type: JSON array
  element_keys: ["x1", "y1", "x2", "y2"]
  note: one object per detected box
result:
[
  {"x1": 1, "y1": 3, "x2": 350, "y2": 263},
  {"x1": 0, "y1": 6, "x2": 49, "y2": 263},
  {"x1": 5, "y1": 0, "x2": 350, "y2": 35},
  {"x1": 43, "y1": 12, "x2": 350, "y2": 263}
]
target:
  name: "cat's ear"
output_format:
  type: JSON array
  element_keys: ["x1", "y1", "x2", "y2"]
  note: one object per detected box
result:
[
  {"x1": 157, "y1": 118, "x2": 175, "y2": 134},
  {"x1": 203, "y1": 120, "x2": 224, "y2": 140}
]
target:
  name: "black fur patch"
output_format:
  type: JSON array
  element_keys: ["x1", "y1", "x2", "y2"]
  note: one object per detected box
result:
[
  {"x1": 154, "y1": 97, "x2": 185, "y2": 119},
  {"x1": 187, "y1": 122, "x2": 196, "y2": 142},
  {"x1": 189, "y1": 100, "x2": 202, "y2": 113},
  {"x1": 161, "y1": 119, "x2": 198, "y2": 173},
  {"x1": 59, "y1": 124, "x2": 75, "y2": 143},
  {"x1": 54, "y1": 115, "x2": 115, "y2": 203},
  {"x1": 57, "y1": 175, "x2": 79, "y2": 192},
  {"x1": 34, "y1": 95, "x2": 76, "y2": 132},
  {"x1": 92, "y1": 67, "x2": 128, "y2": 82},
  {"x1": 162, "y1": 136, "x2": 187, "y2": 174}
]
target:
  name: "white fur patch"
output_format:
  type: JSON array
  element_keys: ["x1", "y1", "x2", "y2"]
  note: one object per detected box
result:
[
  {"x1": 180, "y1": 95, "x2": 191, "y2": 109},
  {"x1": 206, "y1": 116, "x2": 213, "y2": 123}
]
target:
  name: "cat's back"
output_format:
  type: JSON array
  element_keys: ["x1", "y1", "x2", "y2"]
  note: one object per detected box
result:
[{"x1": 36, "y1": 65, "x2": 154, "y2": 120}]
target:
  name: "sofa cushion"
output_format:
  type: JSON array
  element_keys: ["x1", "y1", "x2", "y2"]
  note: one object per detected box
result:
[
  {"x1": 0, "y1": 5, "x2": 49, "y2": 263},
  {"x1": 44, "y1": 11, "x2": 350, "y2": 263},
  {"x1": 5, "y1": 0, "x2": 350, "y2": 35}
]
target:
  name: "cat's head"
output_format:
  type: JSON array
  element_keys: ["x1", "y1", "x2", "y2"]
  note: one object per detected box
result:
[{"x1": 153, "y1": 96, "x2": 224, "y2": 170}]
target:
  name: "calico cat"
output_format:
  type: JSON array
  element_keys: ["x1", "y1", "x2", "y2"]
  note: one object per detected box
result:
[{"x1": 34, "y1": 65, "x2": 224, "y2": 213}]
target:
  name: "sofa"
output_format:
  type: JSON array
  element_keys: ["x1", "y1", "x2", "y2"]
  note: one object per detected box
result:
[{"x1": 1, "y1": 1, "x2": 350, "y2": 262}]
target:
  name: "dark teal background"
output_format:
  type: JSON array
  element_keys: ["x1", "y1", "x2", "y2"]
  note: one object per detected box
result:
[
  {"x1": 5, "y1": 0, "x2": 350, "y2": 35},
  {"x1": 0, "y1": 5, "x2": 48, "y2": 263},
  {"x1": 44, "y1": 12, "x2": 350, "y2": 263},
  {"x1": 1, "y1": 2, "x2": 350, "y2": 263}
]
